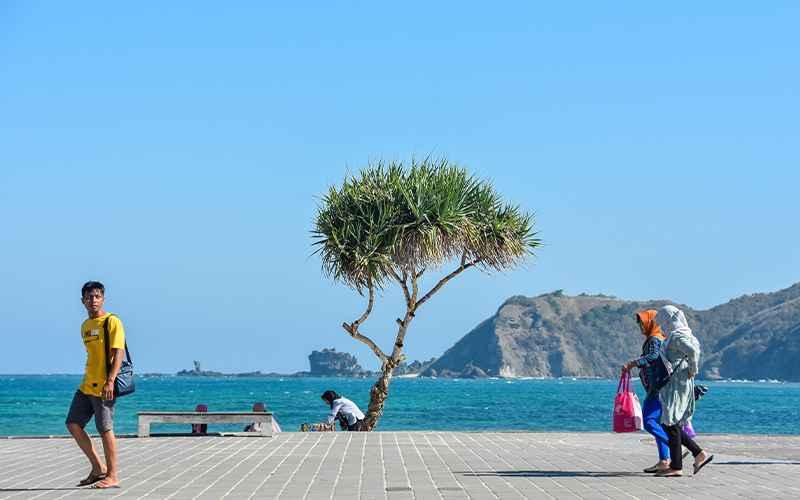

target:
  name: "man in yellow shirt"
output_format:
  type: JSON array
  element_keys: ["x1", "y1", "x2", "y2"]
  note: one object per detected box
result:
[{"x1": 65, "y1": 281, "x2": 125, "y2": 489}]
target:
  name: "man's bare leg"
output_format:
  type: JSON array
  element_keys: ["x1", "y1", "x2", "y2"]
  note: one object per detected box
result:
[
  {"x1": 92, "y1": 430, "x2": 119, "y2": 488},
  {"x1": 67, "y1": 423, "x2": 106, "y2": 482}
]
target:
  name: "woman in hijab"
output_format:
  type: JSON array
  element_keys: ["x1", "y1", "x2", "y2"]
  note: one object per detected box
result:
[
  {"x1": 654, "y1": 305, "x2": 713, "y2": 476},
  {"x1": 622, "y1": 310, "x2": 673, "y2": 473}
]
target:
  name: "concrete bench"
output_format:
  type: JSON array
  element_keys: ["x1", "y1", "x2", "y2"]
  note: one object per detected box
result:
[{"x1": 137, "y1": 411, "x2": 273, "y2": 438}]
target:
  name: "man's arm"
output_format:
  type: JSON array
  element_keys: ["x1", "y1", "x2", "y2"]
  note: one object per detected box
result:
[
  {"x1": 102, "y1": 348, "x2": 124, "y2": 400},
  {"x1": 326, "y1": 400, "x2": 343, "y2": 424}
]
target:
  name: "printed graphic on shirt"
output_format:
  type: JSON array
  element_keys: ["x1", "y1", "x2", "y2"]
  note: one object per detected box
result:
[{"x1": 83, "y1": 328, "x2": 101, "y2": 343}]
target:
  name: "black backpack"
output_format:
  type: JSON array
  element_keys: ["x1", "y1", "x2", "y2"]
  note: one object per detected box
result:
[{"x1": 104, "y1": 315, "x2": 135, "y2": 398}]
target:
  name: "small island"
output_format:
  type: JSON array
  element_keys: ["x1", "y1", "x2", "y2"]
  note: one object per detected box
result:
[
  {"x1": 173, "y1": 350, "x2": 436, "y2": 378},
  {"x1": 176, "y1": 360, "x2": 224, "y2": 377}
]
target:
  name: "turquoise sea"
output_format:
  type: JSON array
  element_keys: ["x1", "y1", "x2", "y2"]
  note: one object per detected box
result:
[{"x1": 1, "y1": 375, "x2": 799, "y2": 436}]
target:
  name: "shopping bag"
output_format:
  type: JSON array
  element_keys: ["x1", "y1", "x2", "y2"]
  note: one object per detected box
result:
[
  {"x1": 613, "y1": 371, "x2": 644, "y2": 433},
  {"x1": 683, "y1": 420, "x2": 696, "y2": 438}
]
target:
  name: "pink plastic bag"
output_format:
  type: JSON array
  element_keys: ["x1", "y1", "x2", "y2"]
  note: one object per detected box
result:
[{"x1": 613, "y1": 371, "x2": 643, "y2": 433}]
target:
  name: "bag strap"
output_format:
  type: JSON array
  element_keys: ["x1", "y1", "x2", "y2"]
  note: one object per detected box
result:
[
  {"x1": 617, "y1": 371, "x2": 629, "y2": 393},
  {"x1": 103, "y1": 315, "x2": 132, "y2": 380},
  {"x1": 103, "y1": 316, "x2": 111, "y2": 379}
]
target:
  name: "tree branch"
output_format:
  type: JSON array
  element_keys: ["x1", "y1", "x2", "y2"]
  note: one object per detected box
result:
[
  {"x1": 410, "y1": 270, "x2": 419, "y2": 307},
  {"x1": 389, "y1": 267, "x2": 412, "y2": 307},
  {"x1": 389, "y1": 269, "x2": 422, "y2": 364},
  {"x1": 414, "y1": 258, "x2": 481, "y2": 311},
  {"x1": 353, "y1": 284, "x2": 375, "y2": 330},
  {"x1": 342, "y1": 322, "x2": 388, "y2": 364},
  {"x1": 341, "y1": 285, "x2": 387, "y2": 362}
]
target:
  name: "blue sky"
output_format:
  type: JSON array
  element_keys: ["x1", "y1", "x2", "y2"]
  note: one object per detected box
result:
[{"x1": 1, "y1": 2, "x2": 798, "y2": 374}]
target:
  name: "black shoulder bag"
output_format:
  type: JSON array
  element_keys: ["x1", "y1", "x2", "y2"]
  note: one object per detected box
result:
[{"x1": 104, "y1": 315, "x2": 136, "y2": 398}]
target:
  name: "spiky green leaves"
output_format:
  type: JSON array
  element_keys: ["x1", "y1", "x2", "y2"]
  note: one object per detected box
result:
[{"x1": 313, "y1": 158, "x2": 540, "y2": 292}]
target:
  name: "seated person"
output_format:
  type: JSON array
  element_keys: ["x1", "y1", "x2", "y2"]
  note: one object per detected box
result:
[
  {"x1": 243, "y1": 402, "x2": 282, "y2": 434},
  {"x1": 321, "y1": 390, "x2": 366, "y2": 431}
]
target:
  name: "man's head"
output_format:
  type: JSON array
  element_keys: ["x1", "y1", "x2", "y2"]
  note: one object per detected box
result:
[
  {"x1": 321, "y1": 390, "x2": 340, "y2": 407},
  {"x1": 81, "y1": 281, "x2": 105, "y2": 317}
]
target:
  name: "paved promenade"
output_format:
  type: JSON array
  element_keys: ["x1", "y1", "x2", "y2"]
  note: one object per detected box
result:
[{"x1": 0, "y1": 432, "x2": 798, "y2": 499}]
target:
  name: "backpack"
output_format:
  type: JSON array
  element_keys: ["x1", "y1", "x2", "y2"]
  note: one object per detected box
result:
[{"x1": 104, "y1": 315, "x2": 135, "y2": 398}]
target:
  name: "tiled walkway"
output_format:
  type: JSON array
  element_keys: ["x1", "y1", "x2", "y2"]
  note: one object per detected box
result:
[{"x1": 0, "y1": 432, "x2": 798, "y2": 499}]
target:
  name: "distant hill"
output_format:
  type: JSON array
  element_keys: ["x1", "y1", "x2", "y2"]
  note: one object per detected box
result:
[{"x1": 422, "y1": 283, "x2": 800, "y2": 381}]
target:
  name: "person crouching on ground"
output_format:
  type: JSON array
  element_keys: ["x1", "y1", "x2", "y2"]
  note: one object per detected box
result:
[
  {"x1": 244, "y1": 402, "x2": 282, "y2": 434},
  {"x1": 654, "y1": 305, "x2": 713, "y2": 477},
  {"x1": 321, "y1": 390, "x2": 367, "y2": 431},
  {"x1": 622, "y1": 309, "x2": 676, "y2": 473},
  {"x1": 66, "y1": 281, "x2": 125, "y2": 489}
]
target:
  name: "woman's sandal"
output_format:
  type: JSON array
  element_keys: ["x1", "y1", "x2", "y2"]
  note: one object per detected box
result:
[
  {"x1": 90, "y1": 479, "x2": 120, "y2": 489},
  {"x1": 655, "y1": 469, "x2": 683, "y2": 477},
  {"x1": 644, "y1": 450, "x2": 690, "y2": 473},
  {"x1": 693, "y1": 454, "x2": 714, "y2": 475}
]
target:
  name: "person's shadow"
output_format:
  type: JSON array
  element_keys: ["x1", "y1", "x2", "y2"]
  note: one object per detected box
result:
[
  {"x1": 0, "y1": 488, "x2": 83, "y2": 492},
  {"x1": 715, "y1": 460, "x2": 800, "y2": 466},
  {"x1": 461, "y1": 470, "x2": 644, "y2": 478}
]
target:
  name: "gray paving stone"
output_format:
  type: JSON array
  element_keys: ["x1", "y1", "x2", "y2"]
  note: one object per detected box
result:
[{"x1": 1, "y1": 432, "x2": 798, "y2": 499}]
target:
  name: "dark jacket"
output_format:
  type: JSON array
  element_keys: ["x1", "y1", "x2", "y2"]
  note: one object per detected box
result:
[{"x1": 635, "y1": 336, "x2": 665, "y2": 396}]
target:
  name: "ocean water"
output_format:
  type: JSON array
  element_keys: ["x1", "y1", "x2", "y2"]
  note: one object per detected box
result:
[{"x1": 1, "y1": 375, "x2": 799, "y2": 436}]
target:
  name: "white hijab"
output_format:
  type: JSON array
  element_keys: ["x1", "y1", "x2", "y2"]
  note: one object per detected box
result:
[
  {"x1": 656, "y1": 304, "x2": 701, "y2": 380},
  {"x1": 656, "y1": 305, "x2": 692, "y2": 339}
]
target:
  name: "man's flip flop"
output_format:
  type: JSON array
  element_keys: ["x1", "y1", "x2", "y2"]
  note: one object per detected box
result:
[
  {"x1": 77, "y1": 473, "x2": 106, "y2": 487},
  {"x1": 90, "y1": 481, "x2": 120, "y2": 489},
  {"x1": 693, "y1": 454, "x2": 714, "y2": 475}
]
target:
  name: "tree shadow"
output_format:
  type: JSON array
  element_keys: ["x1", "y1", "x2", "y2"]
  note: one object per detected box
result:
[{"x1": 460, "y1": 470, "x2": 645, "y2": 478}]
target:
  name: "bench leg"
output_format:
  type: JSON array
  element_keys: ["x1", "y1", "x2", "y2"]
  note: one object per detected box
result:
[
  {"x1": 138, "y1": 417, "x2": 151, "y2": 438},
  {"x1": 261, "y1": 417, "x2": 273, "y2": 437}
]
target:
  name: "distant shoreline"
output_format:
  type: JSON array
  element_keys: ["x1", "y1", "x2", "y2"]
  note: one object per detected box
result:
[{"x1": 0, "y1": 373, "x2": 794, "y2": 384}]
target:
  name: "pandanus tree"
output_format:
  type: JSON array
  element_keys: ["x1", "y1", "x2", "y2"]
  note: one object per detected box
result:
[{"x1": 313, "y1": 158, "x2": 540, "y2": 430}]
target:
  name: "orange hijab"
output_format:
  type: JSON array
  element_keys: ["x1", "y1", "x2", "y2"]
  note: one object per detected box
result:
[{"x1": 636, "y1": 310, "x2": 665, "y2": 340}]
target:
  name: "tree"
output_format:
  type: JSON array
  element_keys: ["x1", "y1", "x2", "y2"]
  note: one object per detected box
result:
[{"x1": 312, "y1": 158, "x2": 540, "y2": 430}]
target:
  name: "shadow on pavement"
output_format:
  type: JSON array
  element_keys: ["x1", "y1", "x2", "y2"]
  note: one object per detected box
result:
[
  {"x1": 460, "y1": 470, "x2": 644, "y2": 478},
  {"x1": 715, "y1": 461, "x2": 800, "y2": 465},
  {"x1": 0, "y1": 488, "x2": 83, "y2": 492}
]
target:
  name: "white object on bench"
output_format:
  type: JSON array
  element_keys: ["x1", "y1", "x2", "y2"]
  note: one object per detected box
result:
[{"x1": 137, "y1": 411, "x2": 274, "y2": 437}]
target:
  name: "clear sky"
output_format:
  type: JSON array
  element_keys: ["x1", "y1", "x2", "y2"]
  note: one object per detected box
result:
[{"x1": 1, "y1": 2, "x2": 798, "y2": 374}]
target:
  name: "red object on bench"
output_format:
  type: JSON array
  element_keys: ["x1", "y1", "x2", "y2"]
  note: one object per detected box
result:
[{"x1": 192, "y1": 404, "x2": 208, "y2": 434}]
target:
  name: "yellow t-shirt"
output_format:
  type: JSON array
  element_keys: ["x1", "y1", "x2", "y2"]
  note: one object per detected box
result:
[{"x1": 79, "y1": 313, "x2": 126, "y2": 397}]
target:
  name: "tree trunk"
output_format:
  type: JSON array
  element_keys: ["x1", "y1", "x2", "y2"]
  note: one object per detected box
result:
[{"x1": 362, "y1": 361, "x2": 396, "y2": 431}]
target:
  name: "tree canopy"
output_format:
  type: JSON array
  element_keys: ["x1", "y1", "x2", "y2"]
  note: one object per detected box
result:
[{"x1": 313, "y1": 158, "x2": 540, "y2": 292}]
